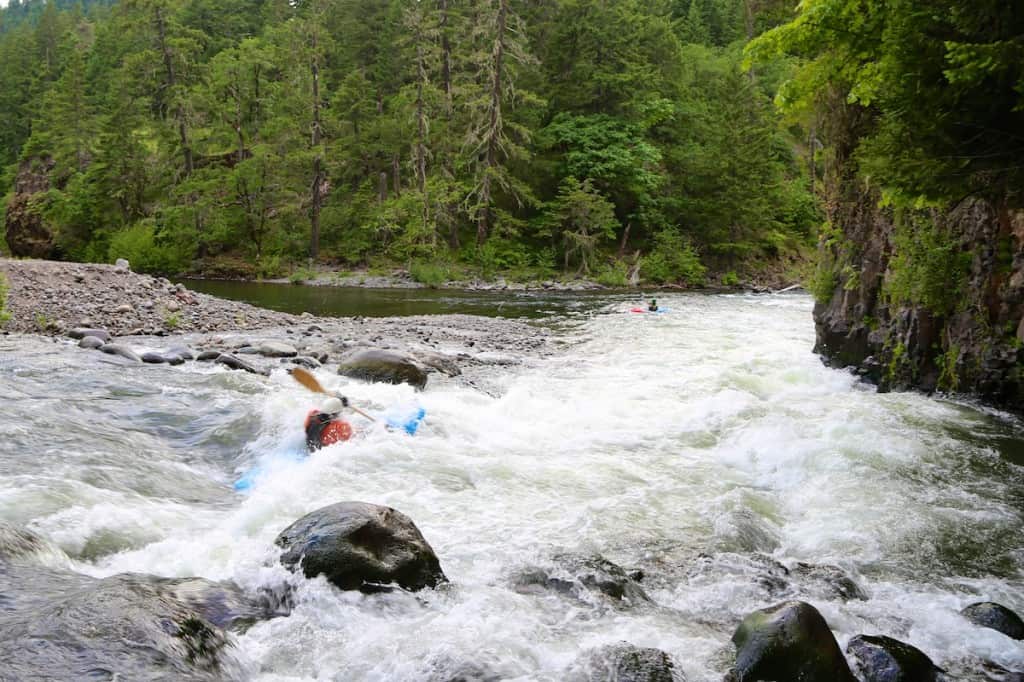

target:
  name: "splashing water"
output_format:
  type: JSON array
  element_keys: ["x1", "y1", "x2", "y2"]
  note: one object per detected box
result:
[{"x1": 1, "y1": 293, "x2": 1022, "y2": 680}]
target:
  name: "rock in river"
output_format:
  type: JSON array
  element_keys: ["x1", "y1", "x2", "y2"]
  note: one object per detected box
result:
[
  {"x1": 568, "y1": 642, "x2": 683, "y2": 682},
  {"x1": 275, "y1": 501, "x2": 446, "y2": 592},
  {"x1": 0, "y1": 572, "x2": 243, "y2": 680},
  {"x1": 962, "y1": 602, "x2": 1024, "y2": 640},
  {"x1": 846, "y1": 634, "x2": 940, "y2": 682},
  {"x1": 728, "y1": 600, "x2": 856, "y2": 682},
  {"x1": 68, "y1": 327, "x2": 111, "y2": 342},
  {"x1": 338, "y1": 349, "x2": 429, "y2": 390},
  {"x1": 78, "y1": 335, "x2": 105, "y2": 350},
  {"x1": 215, "y1": 352, "x2": 260, "y2": 374},
  {"x1": 99, "y1": 343, "x2": 142, "y2": 362},
  {"x1": 259, "y1": 341, "x2": 298, "y2": 358},
  {"x1": 512, "y1": 553, "x2": 649, "y2": 605},
  {"x1": 141, "y1": 351, "x2": 167, "y2": 364}
]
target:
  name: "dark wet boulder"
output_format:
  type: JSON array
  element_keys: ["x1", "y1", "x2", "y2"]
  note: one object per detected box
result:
[
  {"x1": 729, "y1": 601, "x2": 856, "y2": 682},
  {"x1": 99, "y1": 343, "x2": 142, "y2": 362},
  {"x1": 568, "y1": 642, "x2": 683, "y2": 681},
  {"x1": 196, "y1": 350, "x2": 221, "y2": 361},
  {"x1": 68, "y1": 327, "x2": 111, "y2": 342},
  {"x1": 338, "y1": 349, "x2": 429, "y2": 390},
  {"x1": 275, "y1": 501, "x2": 446, "y2": 592},
  {"x1": 167, "y1": 346, "x2": 195, "y2": 360},
  {"x1": 791, "y1": 562, "x2": 868, "y2": 601},
  {"x1": 142, "y1": 351, "x2": 167, "y2": 364},
  {"x1": 847, "y1": 634, "x2": 940, "y2": 682},
  {"x1": 0, "y1": 572, "x2": 243, "y2": 681},
  {"x1": 962, "y1": 602, "x2": 1024, "y2": 640},
  {"x1": 286, "y1": 355, "x2": 322, "y2": 370},
  {"x1": 164, "y1": 353, "x2": 187, "y2": 366},
  {"x1": 215, "y1": 352, "x2": 259, "y2": 374},
  {"x1": 78, "y1": 335, "x2": 106, "y2": 349},
  {"x1": 153, "y1": 575, "x2": 289, "y2": 632},
  {"x1": 512, "y1": 553, "x2": 649, "y2": 605}
]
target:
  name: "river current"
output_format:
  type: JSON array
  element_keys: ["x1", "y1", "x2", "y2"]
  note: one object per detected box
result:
[{"x1": 1, "y1": 292, "x2": 1023, "y2": 680}]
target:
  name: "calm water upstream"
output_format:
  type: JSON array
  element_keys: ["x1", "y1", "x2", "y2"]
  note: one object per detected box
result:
[{"x1": 1, "y1": 292, "x2": 1023, "y2": 679}]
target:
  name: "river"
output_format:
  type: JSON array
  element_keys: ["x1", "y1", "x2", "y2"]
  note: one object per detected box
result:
[{"x1": 1, "y1": 291, "x2": 1022, "y2": 680}]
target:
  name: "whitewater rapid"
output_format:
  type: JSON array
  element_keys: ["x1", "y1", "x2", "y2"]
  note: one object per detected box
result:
[{"x1": 1, "y1": 292, "x2": 1023, "y2": 680}]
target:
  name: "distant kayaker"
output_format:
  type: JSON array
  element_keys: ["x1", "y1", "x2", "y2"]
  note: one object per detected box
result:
[
  {"x1": 304, "y1": 396, "x2": 353, "y2": 451},
  {"x1": 648, "y1": 299, "x2": 658, "y2": 312}
]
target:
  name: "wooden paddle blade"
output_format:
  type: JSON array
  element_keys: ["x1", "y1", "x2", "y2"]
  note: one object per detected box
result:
[{"x1": 289, "y1": 367, "x2": 328, "y2": 395}]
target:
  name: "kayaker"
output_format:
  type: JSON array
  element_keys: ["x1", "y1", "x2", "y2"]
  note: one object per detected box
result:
[
  {"x1": 648, "y1": 299, "x2": 658, "y2": 312},
  {"x1": 304, "y1": 395, "x2": 353, "y2": 451}
]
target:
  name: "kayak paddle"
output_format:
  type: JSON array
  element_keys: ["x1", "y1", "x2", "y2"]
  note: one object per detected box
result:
[{"x1": 288, "y1": 367, "x2": 376, "y2": 422}]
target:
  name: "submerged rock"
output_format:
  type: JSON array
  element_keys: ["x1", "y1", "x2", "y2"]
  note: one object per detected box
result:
[
  {"x1": 338, "y1": 349, "x2": 429, "y2": 390},
  {"x1": 275, "y1": 501, "x2": 446, "y2": 592},
  {"x1": 962, "y1": 602, "x2": 1024, "y2": 640},
  {"x1": 729, "y1": 600, "x2": 856, "y2": 682},
  {"x1": 791, "y1": 562, "x2": 868, "y2": 601},
  {"x1": 846, "y1": 634, "x2": 940, "y2": 682},
  {"x1": 568, "y1": 642, "x2": 683, "y2": 682},
  {"x1": 99, "y1": 342, "x2": 142, "y2": 362},
  {"x1": 215, "y1": 352, "x2": 259, "y2": 374},
  {"x1": 0, "y1": 572, "x2": 243, "y2": 681},
  {"x1": 512, "y1": 553, "x2": 649, "y2": 605}
]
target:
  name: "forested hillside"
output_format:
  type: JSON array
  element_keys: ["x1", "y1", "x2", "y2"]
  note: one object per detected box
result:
[{"x1": 1, "y1": 0, "x2": 817, "y2": 283}]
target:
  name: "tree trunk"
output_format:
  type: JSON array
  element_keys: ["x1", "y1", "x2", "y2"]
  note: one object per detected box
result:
[
  {"x1": 617, "y1": 221, "x2": 632, "y2": 258},
  {"x1": 379, "y1": 171, "x2": 388, "y2": 203},
  {"x1": 154, "y1": 6, "x2": 193, "y2": 176},
  {"x1": 392, "y1": 154, "x2": 401, "y2": 198},
  {"x1": 439, "y1": 0, "x2": 453, "y2": 116},
  {"x1": 309, "y1": 40, "x2": 323, "y2": 261},
  {"x1": 477, "y1": 0, "x2": 507, "y2": 246}
]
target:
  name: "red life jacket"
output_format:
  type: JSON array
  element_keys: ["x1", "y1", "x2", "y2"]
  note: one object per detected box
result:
[{"x1": 304, "y1": 409, "x2": 353, "y2": 451}]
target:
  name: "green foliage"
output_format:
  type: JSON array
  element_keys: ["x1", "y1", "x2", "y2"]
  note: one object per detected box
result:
[
  {"x1": 0, "y1": 272, "x2": 10, "y2": 325},
  {"x1": 937, "y1": 344, "x2": 960, "y2": 392},
  {"x1": 163, "y1": 310, "x2": 181, "y2": 330},
  {"x1": 409, "y1": 261, "x2": 450, "y2": 288},
  {"x1": 808, "y1": 261, "x2": 836, "y2": 304},
  {"x1": 721, "y1": 271, "x2": 739, "y2": 286},
  {"x1": 107, "y1": 222, "x2": 190, "y2": 275},
  {"x1": 884, "y1": 211, "x2": 970, "y2": 316},
  {"x1": 594, "y1": 260, "x2": 630, "y2": 288},
  {"x1": 288, "y1": 266, "x2": 316, "y2": 285},
  {"x1": 0, "y1": 0, "x2": 819, "y2": 281},
  {"x1": 642, "y1": 227, "x2": 706, "y2": 285}
]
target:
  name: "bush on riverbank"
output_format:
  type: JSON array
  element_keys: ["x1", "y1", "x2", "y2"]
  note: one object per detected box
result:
[{"x1": 0, "y1": 272, "x2": 9, "y2": 324}]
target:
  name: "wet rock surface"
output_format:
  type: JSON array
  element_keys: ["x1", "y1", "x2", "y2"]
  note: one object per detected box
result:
[
  {"x1": 275, "y1": 501, "x2": 447, "y2": 592},
  {"x1": 337, "y1": 348, "x2": 430, "y2": 389},
  {"x1": 846, "y1": 634, "x2": 940, "y2": 682},
  {"x1": 567, "y1": 642, "x2": 683, "y2": 682},
  {"x1": 728, "y1": 600, "x2": 856, "y2": 682},
  {"x1": 962, "y1": 602, "x2": 1024, "y2": 640},
  {"x1": 512, "y1": 553, "x2": 649, "y2": 605}
]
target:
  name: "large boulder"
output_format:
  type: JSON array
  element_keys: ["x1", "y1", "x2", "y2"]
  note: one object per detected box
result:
[
  {"x1": 99, "y1": 343, "x2": 142, "y2": 362},
  {"x1": 512, "y1": 553, "x2": 649, "y2": 605},
  {"x1": 729, "y1": 601, "x2": 856, "y2": 682},
  {"x1": 846, "y1": 634, "x2": 940, "y2": 682},
  {"x1": 0, "y1": 572, "x2": 244, "y2": 681},
  {"x1": 567, "y1": 642, "x2": 683, "y2": 682},
  {"x1": 962, "y1": 602, "x2": 1024, "y2": 640},
  {"x1": 338, "y1": 349, "x2": 429, "y2": 390},
  {"x1": 274, "y1": 501, "x2": 446, "y2": 592}
]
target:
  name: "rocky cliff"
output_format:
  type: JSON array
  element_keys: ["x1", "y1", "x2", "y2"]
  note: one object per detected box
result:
[
  {"x1": 814, "y1": 167, "x2": 1024, "y2": 414},
  {"x1": 4, "y1": 156, "x2": 56, "y2": 258}
]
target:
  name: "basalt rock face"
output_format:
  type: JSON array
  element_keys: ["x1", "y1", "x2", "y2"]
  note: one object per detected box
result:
[
  {"x1": 813, "y1": 167, "x2": 1024, "y2": 413},
  {"x1": 5, "y1": 156, "x2": 57, "y2": 258}
]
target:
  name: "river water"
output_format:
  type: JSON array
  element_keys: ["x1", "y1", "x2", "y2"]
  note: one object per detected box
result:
[{"x1": 1, "y1": 292, "x2": 1023, "y2": 680}]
